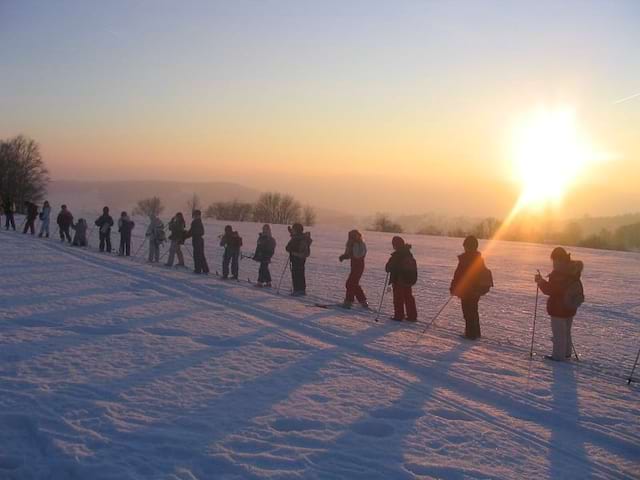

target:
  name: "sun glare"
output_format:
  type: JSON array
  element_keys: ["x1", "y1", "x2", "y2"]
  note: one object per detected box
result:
[{"x1": 511, "y1": 107, "x2": 594, "y2": 208}]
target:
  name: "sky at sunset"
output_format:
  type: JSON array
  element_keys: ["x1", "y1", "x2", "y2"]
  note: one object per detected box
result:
[{"x1": 1, "y1": 0, "x2": 639, "y2": 217}]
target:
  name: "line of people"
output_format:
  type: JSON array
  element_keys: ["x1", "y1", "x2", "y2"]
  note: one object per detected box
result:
[{"x1": 2, "y1": 198, "x2": 584, "y2": 362}]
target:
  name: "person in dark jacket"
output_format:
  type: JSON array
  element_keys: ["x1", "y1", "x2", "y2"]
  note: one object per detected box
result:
[
  {"x1": 71, "y1": 218, "x2": 88, "y2": 247},
  {"x1": 535, "y1": 247, "x2": 584, "y2": 361},
  {"x1": 450, "y1": 235, "x2": 491, "y2": 339},
  {"x1": 339, "y1": 229, "x2": 368, "y2": 309},
  {"x1": 253, "y1": 224, "x2": 276, "y2": 287},
  {"x1": 219, "y1": 225, "x2": 243, "y2": 279},
  {"x1": 23, "y1": 201, "x2": 38, "y2": 235},
  {"x1": 385, "y1": 236, "x2": 418, "y2": 321},
  {"x1": 117, "y1": 211, "x2": 135, "y2": 256},
  {"x1": 56, "y1": 205, "x2": 73, "y2": 243},
  {"x1": 38, "y1": 200, "x2": 51, "y2": 238},
  {"x1": 3, "y1": 197, "x2": 16, "y2": 231},
  {"x1": 95, "y1": 206, "x2": 114, "y2": 253},
  {"x1": 285, "y1": 223, "x2": 312, "y2": 296},
  {"x1": 166, "y1": 212, "x2": 186, "y2": 267},
  {"x1": 184, "y1": 210, "x2": 209, "y2": 274}
]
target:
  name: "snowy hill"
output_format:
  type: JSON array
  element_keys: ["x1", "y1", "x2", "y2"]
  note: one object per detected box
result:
[{"x1": 0, "y1": 224, "x2": 639, "y2": 479}]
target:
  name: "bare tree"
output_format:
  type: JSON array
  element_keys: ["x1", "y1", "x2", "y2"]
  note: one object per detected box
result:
[
  {"x1": 205, "y1": 200, "x2": 253, "y2": 221},
  {"x1": 133, "y1": 196, "x2": 165, "y2": 217},
  {"x1": 302, "y1": 205, "x2": 317, "y2": 226},
  {"x1": 253, "y1": 192, "x2": 301, "y2": 224},
  {"x1": 370, "y1": 213, "x2": 403, "y2": 233},
  {"x1": 0, "y1": 135, "x2": 49, "y2": 211},
  {"x1": 186, "y1": 193, "x2": 201, "y2": 213}
]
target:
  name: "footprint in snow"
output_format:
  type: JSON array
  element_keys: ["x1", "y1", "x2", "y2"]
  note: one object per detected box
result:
[
  {"x1": 350, "y1": 420, "x2": 395, "y2": 438},
  {"x1": 272, "y1": 418, "x2": 325, "y2": 432}
]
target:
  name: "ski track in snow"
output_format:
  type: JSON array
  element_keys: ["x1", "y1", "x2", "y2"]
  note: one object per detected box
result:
[{"x1": 0, "y1": 222, "x2": 639, "y2": 480}]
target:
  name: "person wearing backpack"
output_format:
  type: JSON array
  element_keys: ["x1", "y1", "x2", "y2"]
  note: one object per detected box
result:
[
  {"x1": 184, "y1": 209, "x2": 209, "y2": 274},
  {"x1": 220, "y1": 225, "x2": 243, "y2": 280},
  {"x1": 285, "y1": 223, "x2": 312, "y2": 296},
  {"x1": 38, "y1": 200, "x2": 51, "y2": 238},
  {"x1": 23, "y1": 201, "x2": 39, "y2": 235},
  {"x1": 450, "y1": 235, "x2": 493, "y2": 339},
  {"x1": 56, "y1": 204, "x2": 73, "y2": 243},
  {"x1": 385, "y1": 236, "x2": 418, "y2": 321},
  {"x1": 117, "y1": 211, "x2": 135, "y2": 256},
  {"x1": 339, "y1": 229, "x2": 368, "y2": 309},
  {"x1": 145, "y1": 214, "x2": 165, "y2": 263},
  {"x1": 166, "y1": 212, "x2": 186, "y2": 267},
  {"x1": 535, "y1": 247, "x2": 584, "y2": 361},
  {"x1": 95, "y1": 206, "x2": 114, "y2": 253},
  {"x1": 253, "y1": 224, "x2": 276, "y2": 287}
]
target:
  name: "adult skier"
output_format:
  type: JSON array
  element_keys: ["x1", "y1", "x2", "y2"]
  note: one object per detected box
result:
[
  {"x1": 23, "y1": 201, "x2": 38, "y2": 235},
  {"x1": 56, "y1": 204, "x2": 73, "y2": 243},
  {"x1": 95, "y1": 206, "x2": 114, "y2": 253},
  {"x1": 285, "y1": 223, "x2": 312, "y2": 296},
  {"x1": 3, "y1": 196, "x2": 16, "y2": 231},
  {"x1": 166, "y1": 212, "x2": 186, "y2": 267},
  {"x1": 145, "y1": 214, "x2": 165, "y2": 263},
  {"x1": 184, "y1": 209, "x2": 209, "y2": 274},
  {"x1": 339, "y1": 229, "x2": 368, "y2": 309},
  {"x1": 38, "y1": 200, "x2": 51, "y2": 238},
  {"x1": 385, "y1": 236, "x2": 418, "y2": 321},
  {"x1": 219, "y1": 225, "x2": 243, "y2": 280},
  {"x1": 117, "y1": 211, "x2": 135, "y2": 256},
  {"x1": 535, "y1": 247, "x2": 584, "y2": 361},
  {"x1": 450, "y1": 235, "x2": 493, "y2": 339},
  {"x1": 253, "y1": 224, "x2": 276, "y2": 287}
]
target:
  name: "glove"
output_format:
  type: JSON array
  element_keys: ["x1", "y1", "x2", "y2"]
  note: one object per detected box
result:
[
  {"x1": 339, "y1": 254, "x2": 347, "y2": 262},
  {"x1": 534, "y1": 273, "x2": 542, "y2": 284}
]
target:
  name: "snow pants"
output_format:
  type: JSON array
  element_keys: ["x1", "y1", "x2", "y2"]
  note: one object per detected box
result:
[
  {"x1": 551, "y1": 316, "x2": 574, "y2": 361},
  {"x1": 461, "y1": 297, "x2": 481, "y2": 339},
  {"x1": 99, "y1": 231, "x2": 112, "y2": 252},
  {"x1": 5, "y1": 213, "x2": 15, "y2": 230},
  {"x1": 258, "y1": 260, "x2": 272, "y2": 284},
  {"x1": 222, "y1": 250, "x2": 239, "y2": 278},
  {"x1": 60, "y1": 225, "x2": 71, "y2": 243},
  {"x1": 23, "y1": 218, "x2": 36, "y2": 235},
  {"x1": 39, "y1": 218, "x2": 50, "y2": 237},
  {"x1": 392, "y1": 284, "x2": 417, "y2": 321},
  {"x1": 148, "y1": 239, "x2": 160, "y2": 263},
  {"x1": 166, "y1": 239, "x2": 184, "y2": 266},
  {"x1": 290, "y1": 256, "x2": 306, "y2": 294},
  {"x1": 192, "y1": 236, "x2": 209, "y2": 274},
  {"x1": 119, "y1": 233, "x2": 131, "y2": 256},
  {"x1": 345, "y1": 258, "x2": 366, "y2": 304}
]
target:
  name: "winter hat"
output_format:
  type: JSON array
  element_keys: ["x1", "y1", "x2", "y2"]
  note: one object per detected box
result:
[
  {"x1": 392, "y1": 236, "x2": 405, "y2": 249},
  {"x1": 348, "y1": 229, "x2": 361, "y2": 241},
  {"x1": 551, "y1": 247, "x2": 571, "y2": 261},
  {"x1": 463, "y1": 235, "x2": 479, "y2": 251},
  {"x1": 225, "y1": 225, "x2": 233, "y2": 233},
  {"x1": 291, "y1": 223, "x2": 304, "y2": 234},
  {"x1": 103, "y1": 206, "x2": 109, "y2": 214}
]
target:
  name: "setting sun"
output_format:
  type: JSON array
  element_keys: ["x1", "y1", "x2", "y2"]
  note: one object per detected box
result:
[{"x1": 511, "y1": 107, "x2": 594, "y2": 208}]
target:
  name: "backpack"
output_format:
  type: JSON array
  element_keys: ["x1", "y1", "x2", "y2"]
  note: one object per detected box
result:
[
  {"x1": 300, "y1": 233, "x2": 312, "y2": 258},
  {"x1": 155, "y1": 224, "x2": 166, "y2": 243},
  {"x1": 401, "y1": 255, "x2": 418, "y2": 286},
  {"x1": 476, "y1": 267, "x2": 494, "y2": 296},
  {"x1": 564, "y1": 279, "x2": 584, "y2": 310}
]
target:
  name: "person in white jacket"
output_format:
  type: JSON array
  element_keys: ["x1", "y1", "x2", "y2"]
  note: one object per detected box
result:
[
  {"x1": 145, "y1": 214, "x2": 165, "y2": 263},
  {"x1": 38, "y1": 200, "x2": 51, "y2": 238},
  {"x1": 339, "y1": 229, "x2": 368, "y2": 309}
]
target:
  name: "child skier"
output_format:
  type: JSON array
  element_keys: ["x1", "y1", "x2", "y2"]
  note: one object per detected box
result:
[
  {"x1": 285, "y1": 223, "x2": 312, "y2": 296},
  {"x1": 450, "y1": 235, "x2": 493, "y2": 339},
  {"x1": 219, "y1": 225, "x2": 243, "y2": 279},
  {"x1": 253, "y1": 224, "x2": 276, "y2": 287},
  {"x1": 339, "y1": 229, "x2": 368, "y2": 309},
  {"x1": 118, "y1": 211, "x2": 135, "y2": 256},
  {"x1": 145, "y1": 214, "x2": 165, "y2": 263},
  {"x1": 95, "y1": 206, "x2": 114, "y2": 253},
  {"x1": 71, "y1": 218, "x2": 88, "y2": 247},
  {"x1": 535, "y1": 247, "x2": 584, "y2": 361},
  {"x1": 385, "y1": 236, "x2": 418, "y2": 321}
]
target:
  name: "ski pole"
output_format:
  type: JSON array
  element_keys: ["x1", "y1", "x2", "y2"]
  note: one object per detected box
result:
[
  {"x1": 628, "y1": 347, "x2": 640, "y2": 385},
  {"x1": 571, "y1": 341, "x2": 580, "y2": 362},
  {"x1": 421, "y1": 295, "x2": 454, "y2": 334},
  {"x1": 374, "y1": 272, "x2": 391, "y2": 322},
  {"x1": 530, "y1": 272, "x2": 541, "y2": 358},
  {"x1": 276, "y1": 261, "x2": 290, "y2": 295},
  {"x1": 132, "y1": 237, "x2": 147, "y2": 259}
]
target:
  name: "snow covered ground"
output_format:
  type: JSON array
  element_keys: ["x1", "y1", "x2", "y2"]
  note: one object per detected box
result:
[{"x1": 1, "y1": 218, "x2": 639, "y2": 479}]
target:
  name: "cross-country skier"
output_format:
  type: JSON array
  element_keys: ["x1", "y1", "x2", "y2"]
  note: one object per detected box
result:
[
  {"x1": 535, "y1": 247, "x2": 584, "y2": 361},
  {"x1": 285, "y1": 223, "x2": 312, "y2": 296},
  {"x1": 385, "y1": 236, "x2": 418, "y2": 321},
  {"x1": 184, "y1": 210, "x2": 209, "y2": 274},
  {"x1": 219, "y1": 225, "x2": 243, "y2": 279},
  {"x1": 57, "y1": 205, "x2": 73, "y2": 243},
  {"x1": 145, "y1": 214, "x2": 165, "y2": 263},
  {"x1": 253, "y1": 224, "x2": 276, "y2": 287},
  {"x1": 23, "y1": 201, "x2": 38, "y2": 235},
  {"x1": 166, "y1": 212, "x2": 186, "y2": 267},
  {"x1": 339, "y1": 229, "x2": 368, "y2": 309},
  {"x1": 38, "y1": 200, "x2": 51, "y2": 238},
  {"x1": 95, "y1": 206, "x2": 114, "y2": 253},
  {"x1": 450, "y1": 235, "x2": 493, "y2": 339},
  {"x1": 71, "y1": 218, "x2": 88, "y2": 247},
  {"x1": 117, "y1": 211, "x2": 135, "y2": 256},
  {"x1": 3, "y1": 196, "x2": 16, "y2": 231}
]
